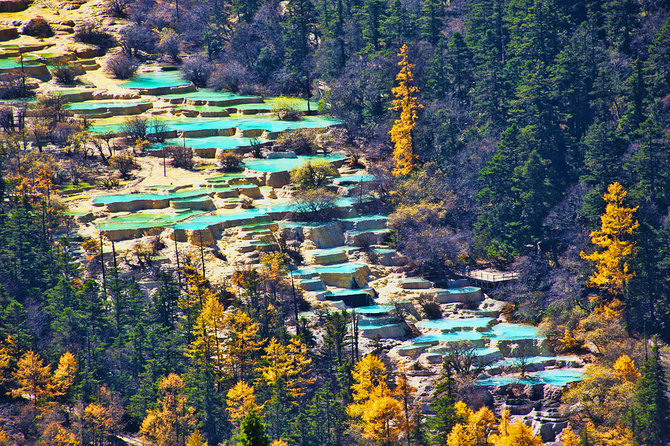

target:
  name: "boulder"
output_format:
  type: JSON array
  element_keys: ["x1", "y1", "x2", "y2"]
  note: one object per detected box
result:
[
  {"x1": 302, "y1": 222, "x2": 344, "y2": 248},
  {"x1": 0, "y1": 28, "x2": 19, "y2": 41},
  {"x1": 0, "y1": 0, "x2": 27, "y2": 12},
  {"x1": 20, "y1": 17, "x2": 54, "y2": 38},
  {"x1": 266, "y1": 170, "x2": 291, "y2": 188}
]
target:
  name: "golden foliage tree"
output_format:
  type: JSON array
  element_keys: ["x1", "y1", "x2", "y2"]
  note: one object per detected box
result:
[
  {"x1": 185, "y1": 430, "x2": 208, "y2": 446},
  {"x1": 83, "y1": 386, "x2": 124, "y2": 446},
  {"x1": 40, "y1": 422, "x2": 80, "y2": 446},
  {"x1": 347, "y1": 355, "x2": 404, "y2": 444},
  {"x1": 221, "y1": 308, "x2": 261, "y2": 381},
  {"x1": 11, "y1": 350, "x2": 52, "y2": 405},
  {"x1": 188, "y1": 293, "x2": 227, "y2": 382},
  {"x1": 140, "y1": 374, "x2": 198, "y2": 446},
  {"x1": 559, "y1": 426, "x2": 579, "y2": 446},
  {"x1": 489, "y1": 410, "x2": 543, "y2": 446},
  {"x1": 389, "y1": 44, "x2": 423, "y2": 176},
  {"x1": 612, "y1": 354, "x2": 640, "y2": 383},
  {"x1": 226, "y1": 381, "x2": 260, "y2": 426},
  {"x1": 258, "y1": 338, "x2": 314, "y2": 401},
  {"x1": 562, "y1": 358, "x2": 637, "y2": 437},
  {"x1": 580, "y1": 182, "x2": 639, "y2": 298},
  {"x1": 50, "y1": 351, "x2": 77, "y2": 400},
  {"x1": 445, "y1": 403, "x2": 496, "y2": 446}
]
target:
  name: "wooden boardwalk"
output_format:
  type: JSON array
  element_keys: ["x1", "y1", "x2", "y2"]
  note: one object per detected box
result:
[{"x1": 455, "y1": 269, "x2": 519, "y2": 288}]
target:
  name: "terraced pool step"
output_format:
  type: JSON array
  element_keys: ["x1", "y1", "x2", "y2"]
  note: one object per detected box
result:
[
  {"x1": 399, "y1": 278, "x2": 433, "y2": 289},
  {"x1": 298, "y1": 278, "x2": 326, "y2": 292}
]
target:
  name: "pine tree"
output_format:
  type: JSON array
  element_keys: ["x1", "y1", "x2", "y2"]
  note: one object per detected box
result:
[
  {"x1": 426, "y1": 364, "x2": 458, "y2": 445},
  {"x1": 283, "y1": 0, "x2": 316, "y2": 102},
  {"x1": 390, "y1": 44, "x2": 423, "y2": 176},
  {"x1": 633, "y1": 343, "x2": 670, "y2": 446},
  {"x1": 237, "y1": 411, "x2": 270, "y2": 446},
  {"x1": 419, "y1": 0, "x2": 442, "y2": 45}
]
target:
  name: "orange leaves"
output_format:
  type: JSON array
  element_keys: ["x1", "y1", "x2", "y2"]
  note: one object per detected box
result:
[
  {"x1": 613, "y1": 354, "x2": 640, "y2": 383},
  {"x1": 389, "y1": 44, "x2": 423, "y2": 176},
  {"x1": 140, "y1": 374, "x2": 198, "y2": 446},
  {"x1": 580, "y1": 182, "x2": 639, "y2": 298}
]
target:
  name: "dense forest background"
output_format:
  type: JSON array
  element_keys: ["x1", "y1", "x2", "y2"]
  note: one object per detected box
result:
[{"x1": 0, "y1": 0, "x2": 670, "y2": 444}]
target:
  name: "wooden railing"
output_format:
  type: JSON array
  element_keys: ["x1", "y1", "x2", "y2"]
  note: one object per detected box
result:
[{"x1": 459, "y1": 270, "x2": 519, "y2": 282}]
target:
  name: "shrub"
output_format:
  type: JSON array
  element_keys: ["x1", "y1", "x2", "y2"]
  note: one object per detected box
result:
[
  {"x1": 106, "y1": 0, "x2": 130, "y2": 17},
  {"x1": 208, "y1": 62, "x2": 249, "y2": 92},
  {"x1": 0, "y1": 72, "x2": 32, "y2": 100},
  {"x1": 291, "y1": 188, "x2": 341, "y2": 221},
  {"x1": 0, "y1": 107, "x2": 14, "y2": 132},
  {"x1": 74, "y1": 21, "x2": 116, "y2": 49},
  {"x1": 147, "y1": 118, "x2": 168, "y2": 142},
  {"x1": 181, "y1": 55, "x2": 214, "y2": 88},
  {"x1": 273, "y1": 129, "x2": 318, "y2": 155},
  {"x1": 106, "y1": 53, "x2": 138, "y2": 79},
  {"x1": 50, "y1": 58, "x2": 77, "y2": 85},
  {"x1": 20, "y1": 17, "x2": 54, "y2": 38},
  {"x1": 167, "y1": 146, "x2": 194, "y2": 169},
  {"x1": 217, "y1": 152, "x2": 244, "y2": 172},
  {"x1": 121, "y1": 116, "x2": 147, "y2": 141},
  {"x1": 119, "y1": 25, "x2": 155, "y2": 57},
  {"x1": 270, "y1": 96, "x2": 304, "y2": 121},
  {"x1": 109, "y1": 152, "x2": 137, "y2": 178},
  {"x1": 290, "y1": 159, "x2": 337, "y2": 190},
  {"x1": 158, "y1": 29, "x2": 181, "y2": 62}
]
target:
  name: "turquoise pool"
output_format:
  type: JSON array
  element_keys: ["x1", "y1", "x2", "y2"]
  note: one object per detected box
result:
[
  {"x1": 243, "y1": 154, "x2": 345, "y2": 173},
  {"x1": 122, "y1": 70, "x2": 191, "y2": 89},
  {"x1": 172, "y1": 209, "x2": 269, "y2": 230},
  {"x1": 89, "y1": 115, "x2": 342, "y2": 134},
  {"x1": 485, "y1": 323, "x2": 542, "y2": 341},
  {"x1": 67, "y1": 101, "x2": 150, "y2": 110},
  {"x1": 92, "y1": 190, "x2": 209, "y2": 205},
  {"x1": 416, "y1": 317, "x2": 495, "y2": 331},
  {"x1": 476, "y1": 369, "x2": 585, "y2": 386}
]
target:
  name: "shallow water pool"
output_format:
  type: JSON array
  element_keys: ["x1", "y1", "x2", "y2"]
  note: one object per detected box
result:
[{"x1": 122, "y1": 70, "x2": 191, "y2": 89}]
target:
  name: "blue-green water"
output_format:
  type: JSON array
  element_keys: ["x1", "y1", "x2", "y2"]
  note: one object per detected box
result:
[
  {"x1": 172, "y1": 209, "x2": 269, "y2": 230},
  {"x1": 122, "y1": 70, "x2": 191, "y2": 89},
  {"x1": 416, "y1": 317, "x2": 494, "y2": 331},
  {"x1": 92, "y1": 190, "x2": 208, "y2": 205},
  {"x1": 243, "y1": 154, "x2": 345, "y2": 173},
  {"x1": 159, "y1": 89, "x2": 260, "y2": 102},
  {"x1": 67, "y1": 101, "x2": 150, "y2": 110},
  {"x1": 89, "y1": 115, "x2": 342, "y2": 134},
  {"x1": 476, "y1": 369, "x2": 584, "y2": 386},
  {"x1": 484, "y1": 323, "x2": 542, "y2": 341}
]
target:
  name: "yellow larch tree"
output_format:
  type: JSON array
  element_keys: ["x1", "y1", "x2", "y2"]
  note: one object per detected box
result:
[
  {"x1": 188, "y1": 293, "x2": 227, "y2": 383},
  {"x1": 258, "y1": 337, "x2": 314, "y2": 401},
  {"x1": 394, "y1": 371, "x2": 415, "y2": 445},
  {"x1": 11, "y1": 350, "x2": 52, "y2": 405},
  {"x1": 140, "y1": 374, "x2": 198, "y2": 446},
  {"x1": 613, "y1": 354, "x2": 640, "y2": 383},
  {"x1": 558, "y1": 426, "x2": 579, "y2": 446},
  {"x1": 389, "y1": 44, "x2": 423, "y2": 176},
  {"x1": 445, "y1": 402, "x2": 496, "y2": 446},
  {"x1": 227, "y1": 381, "x2": 261, "y2": 426},
  {"x1": 185, "y1": 430, "x2": 208, "y2": 446},
  {"x1": 41, "y1": 422, "x2": 80, "y2": 446},
  {"x1": 488, "y1": 413, "x2": 543, "y2": 446},
  {"x1": 580, "y1": 182, "x2": 639, "y2": 298},
  {"x1": 347, "y1": 355, "x2": 403, "y2": 444},
  {"x1": 50, "y1": 351, "x2": 77, "y2": 400},
  {"x1": 221, "y1": 308, "x2": 262, "y2": 381}
]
